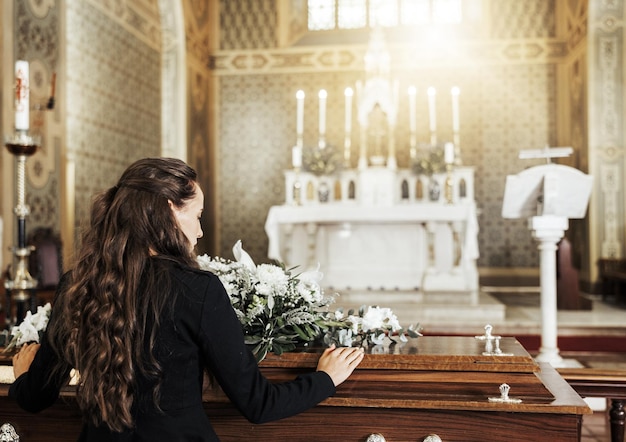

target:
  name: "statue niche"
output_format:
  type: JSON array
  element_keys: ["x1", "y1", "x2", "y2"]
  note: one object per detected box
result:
[{"x1": 366, "y1": 103, "x2": 389, "y2": 166}]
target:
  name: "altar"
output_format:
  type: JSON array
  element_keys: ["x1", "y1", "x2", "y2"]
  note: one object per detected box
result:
[
  {"x1": 271, "y1": 27, "x2": 481, "y2": 295},
  {"x1": 265, "y1": 199, "x2": 479, "y2": 293}
]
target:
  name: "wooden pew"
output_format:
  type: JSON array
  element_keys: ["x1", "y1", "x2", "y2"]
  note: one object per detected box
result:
[
  {"x1": 558, "y1": 366, "x2": 626, "y2": 442},
  {"x1": 598, "y1": 258, "x2": 626, "y2": 302}
]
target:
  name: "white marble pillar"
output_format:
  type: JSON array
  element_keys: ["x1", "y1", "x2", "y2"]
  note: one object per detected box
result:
[{"x1": 529, "y1": 215, "x2": 568, "y2": 366}]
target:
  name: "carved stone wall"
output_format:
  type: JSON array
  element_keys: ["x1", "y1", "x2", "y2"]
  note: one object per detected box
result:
[{"x1": 587, "y1": 0, "x2": 625, "y2": 286}]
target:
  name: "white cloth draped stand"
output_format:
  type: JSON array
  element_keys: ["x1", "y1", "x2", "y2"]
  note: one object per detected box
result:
[{"x1": 265, "y1": 201, "x2": 479, "y2": 293}]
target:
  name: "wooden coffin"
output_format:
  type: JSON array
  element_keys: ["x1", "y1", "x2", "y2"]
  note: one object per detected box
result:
[
  {"x1": 0, "y1": 336, "x2": 591, "y2": 441},
  {"x1": 204, "y1": 336, "x2": 591, "y2": 441}
]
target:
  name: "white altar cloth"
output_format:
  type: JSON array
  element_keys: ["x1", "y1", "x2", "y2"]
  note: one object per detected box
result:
[{"x1": 265, "y1": 202, "x2": 479, "y2": 292}]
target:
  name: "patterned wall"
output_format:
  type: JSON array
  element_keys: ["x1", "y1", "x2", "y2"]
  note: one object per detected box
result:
[
  {"x1": 65, "y1": 1, "x2": 161, "y2": 246},
  {"x1": 219, "y1": 0, "x2": 277, "y2": 50},
  {"x1": 587, "y1": 0, "x2": 625, "y2": 285},
  {"x1": 489, "y1": 0, "x2": 556, "y2": 39},
  {"x1": 14, "y1": 0, "x2": 61, "y2": 236},
  {"x1": 7, "y1": 0, "x2": 602, "y2": 280},
  {"x1": 212, "y1": 0, "x2": 569, "y2": 267}
]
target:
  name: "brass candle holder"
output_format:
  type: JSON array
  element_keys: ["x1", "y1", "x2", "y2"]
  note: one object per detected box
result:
[
  {"x1": 444, "y1": 163, "x2": 454, "y2": 204},
  {"x1": 4, "y1": 131, "x2": 40, "y2": 326},
  {"x1": 291, "y1": 144, "x2": 303, "y2": 206}
]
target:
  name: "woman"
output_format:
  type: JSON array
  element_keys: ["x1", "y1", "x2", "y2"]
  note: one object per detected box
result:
[{"x1": 10, "y1": 157, "x2": 364, "y2": 441}]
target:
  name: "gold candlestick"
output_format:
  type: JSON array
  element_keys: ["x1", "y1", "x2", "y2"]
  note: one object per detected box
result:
[
  {"x1": 292, "y1": 165, "x2": 302, "y2": 206},
  {"x1": 4, "y1": 132, "x2": 40, "y2": 325},
  {"x1": 343, "y1": 133, "x2": 351, "y2": 168},
  {"x1": 444, "y1": 164, "x2": 454, "y2": 204}
]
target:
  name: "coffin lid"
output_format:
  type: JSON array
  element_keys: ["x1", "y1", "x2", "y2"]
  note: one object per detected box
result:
[{"x1": 262, "y1": 336, "x2": 539, "y2": 374}]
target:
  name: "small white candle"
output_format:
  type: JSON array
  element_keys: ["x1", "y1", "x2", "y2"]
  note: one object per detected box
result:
[
  {"x1": 344, "y1": 87, "x2": 353, "y2": 134},
  {"x1": 296, "y1": 90, "x2": 305, "y2": 137},
  {"x1": 427, "y1": 87, "x2": 437, "y2": 134},
  {"x1": 444, "y1": 142, "x2": 455, "y2": 164},
  {"x1": 15, "y1": 60, "x2": 29, "y2": 131},
  {"x1": 292, "y1": 145, "x2": 302, "y2": 168},
  {"x1": 318, "y1": 89, "x2": 327, "y2": 136},
  {"x1": 451, "y1": 86, "x2": 460, "y2": 133},
  {"x1": 408, "y1": 86, "x2": 417, "y2": 132}
]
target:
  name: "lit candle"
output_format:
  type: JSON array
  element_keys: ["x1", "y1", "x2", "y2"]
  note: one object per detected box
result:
[
  {"x1": 292, "y1": 145, "x2": 302, "y2": 169},
  {"x1": 427, "y1": 87, "x2": 436, "y2": 134},
  {"x1": 408, "y1": 86, "x2": 417, "y2": 133},
  {"x1": 318, "y1": 89, "x2": 327, "y2": 137},
  {"x1": 451, "y1": 86, "x2": 460, "y2": 133},
  {"x1": 15, "y1": 60, "x2": 29, "y2": 131},
  {"x1": 296, "y1": 90, "x2": 305, "y2": 138},
  {"x1": 445, "y1": 142, "x2": 455, "y2": 164},
  {"x1": 344, "y1": 87, "x2": 353, "y2": 134}
]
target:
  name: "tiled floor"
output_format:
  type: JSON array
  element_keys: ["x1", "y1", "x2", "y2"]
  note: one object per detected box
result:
[{"x1": 582, "y1": 409, "x2": 614, "y2": 442}]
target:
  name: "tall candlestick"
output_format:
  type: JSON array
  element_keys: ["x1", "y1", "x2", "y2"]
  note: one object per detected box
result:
[
  {"x1": 292, "y1": 145, "x2": 302, "y2": 169},
  {"x1": 427, "y1": 87, "x2": 436, "y2": 134},
  {"x1": 344, "y1": 87, "x2": 353, "y2": 134},
  {"x1": 15, "y1": 60, "x2": 29, "y2": 131},
  {"x1": 318, "y1": 89, "x2": 327, "y2": 138},
  {"x1": 444, "y1": 142, "x2": 455, "y2": 164},
  {"x1": 451, "y1": 86, "x2": 460, "y2": 133},
  {"x1": 296, "y1": 90, "x2": 305, "y2": 144},
  {"x1": 408, "y1": 86, "x2": 417, "y2": 133}
]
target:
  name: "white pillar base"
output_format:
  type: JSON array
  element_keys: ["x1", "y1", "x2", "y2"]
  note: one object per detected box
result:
[
  {"x1": 535, "y1": 346, "x2": 564, "y2": 366},
  {"x1": 528, "y1": 215, "x2": 569, "y2": 368}
]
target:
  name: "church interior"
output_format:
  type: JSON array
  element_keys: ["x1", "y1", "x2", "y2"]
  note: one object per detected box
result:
[{"x1": 0, "y1": 1, "x2": 625, "y2": 441}]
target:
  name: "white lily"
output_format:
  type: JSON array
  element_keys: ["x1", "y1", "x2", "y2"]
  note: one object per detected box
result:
[
  {"x1": 298, "y1": 263, "x2": 323, "y2": 291},
  {"x1": 232, "y1": 240, "x2": 257, "y2": 273}
]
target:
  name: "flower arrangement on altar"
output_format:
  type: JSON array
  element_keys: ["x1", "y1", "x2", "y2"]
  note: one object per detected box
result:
[
  {"x1": 302, "y1": 144, "x2": 343, "y2": 176},
  {"x1": 411, "y1": 145, "x2": 447, "y2": 176},
  {"x1": 2, "y1": 303, "x2": 51, "y2": 352},
  {"x1": 197, "y1": 241, "x2": 421, "y2": 361}
]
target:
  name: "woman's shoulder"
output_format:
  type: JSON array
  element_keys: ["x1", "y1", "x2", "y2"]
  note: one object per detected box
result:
[
  {"x1": 169, "y1": 263, "x2": 231, "y2": 317},
  {"x1": 170, "y1": 262, "x2": 224, "y2": 295}
]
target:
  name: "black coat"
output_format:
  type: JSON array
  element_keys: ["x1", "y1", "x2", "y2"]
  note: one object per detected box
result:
[{"x1": 9, "y1": 263, "x2": 335, "y2": 441}]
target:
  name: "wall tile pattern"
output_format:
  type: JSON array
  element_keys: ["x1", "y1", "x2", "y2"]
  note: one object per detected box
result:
[
  {"x1": 66, "y1": 2, "x2": 161, "y2": 242},
  {"x1": 219, "y1": 0, "x2": 277, "y2": 50},
  {"x1": 489, "y1": 0, "x2": 556, "y2": 39}
]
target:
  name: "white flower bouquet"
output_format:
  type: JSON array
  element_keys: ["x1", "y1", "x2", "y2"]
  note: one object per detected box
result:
[
  {"x1": 324, "y1": 305, "x2": 421, "y2": 348},
  {"x1": 198, "y1": 241, "x2": 421, "y2": 361},
  {"x1": 3, "y1": 302, "x2": 52, "y2": 352}
]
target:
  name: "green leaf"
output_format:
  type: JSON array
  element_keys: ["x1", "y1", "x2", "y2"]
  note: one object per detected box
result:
[
  {"x1": 293, "y1": 324, "x2": 310, "y2": 341},
  {"x1": 303, "y1": 323, "x2": 319, "y2": 339}
]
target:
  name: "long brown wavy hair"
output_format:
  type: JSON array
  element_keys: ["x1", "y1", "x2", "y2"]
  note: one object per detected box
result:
[{"x1": 48, "y1": 157, "x2": 199, "y2": 432}]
